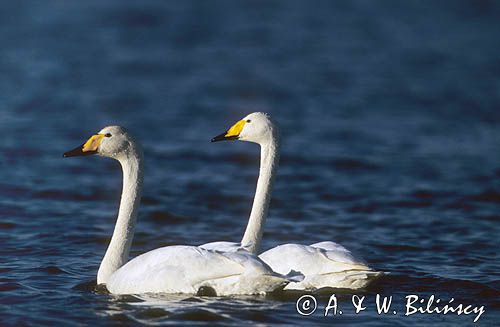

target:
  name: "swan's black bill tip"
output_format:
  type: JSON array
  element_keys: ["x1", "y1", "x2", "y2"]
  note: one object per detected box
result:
[
  {"x1": 211, "y1": 132, "x2": 227, "y2": 142},
  {"x1": 211, "y1": 132, "x2": 238, "y2": 142},
  {"x1": 63, "y1": 144, "x2": 96, "y2": 158},
  {"x1": 63, "y1": 147, "x2": 83, "y2": 158}
]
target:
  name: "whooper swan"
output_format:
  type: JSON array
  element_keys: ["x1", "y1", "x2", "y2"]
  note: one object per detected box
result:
[
  {"x1": 202, "y1": 113, "x2": 382, "y2": 290},
  {"x1": 63, "y1": 125, "x2": 291, "y2": 295}
]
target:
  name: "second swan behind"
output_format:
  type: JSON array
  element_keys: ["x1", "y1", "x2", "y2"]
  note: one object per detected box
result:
[{"x1": 203, "y1": 113, "x2": 382, "y2": 290}]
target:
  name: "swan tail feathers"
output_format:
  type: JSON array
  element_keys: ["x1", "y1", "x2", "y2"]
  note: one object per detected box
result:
[{"x1": 283, "y1": 269, "x2": 384, "y2": 291}]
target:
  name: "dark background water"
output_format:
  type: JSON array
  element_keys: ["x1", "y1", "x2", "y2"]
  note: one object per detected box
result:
[{"x1": 0, "y1": 0, "x2": 499, "y2": 325}]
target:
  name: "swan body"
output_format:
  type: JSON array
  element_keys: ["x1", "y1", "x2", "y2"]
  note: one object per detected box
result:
[
  {"x1": 259, "y1": 242, "x2": 381, "y2": 290},
  {"x1": 64, "y1": 126, "x2": 290, "y2": 295},
  {"x1": 207, "y1": 113, "x2": 382, "y2": 290},
  {"x1": 107, "y1": 245, "x2": 288, "y2": 295}
]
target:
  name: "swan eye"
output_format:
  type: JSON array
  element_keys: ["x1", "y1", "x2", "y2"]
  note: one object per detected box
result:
[
  {"x1": 246, "y1": 119, "x2": 251, "y2": 123},
  {"x1": 105, "y1": 133, "x2": 112, "y2": 137}
]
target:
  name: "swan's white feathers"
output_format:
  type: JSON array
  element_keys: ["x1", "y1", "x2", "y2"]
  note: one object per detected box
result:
[
  {"x1": 201, "y1": 241, "x2": 249, "y2": 253},
  {"x1": 259, "y1": 243, "x2": 369, "y2": 276},
  {"x1": 309, "y1": 241, "x2": 367, "y2": 264},
  {"x1": 259, "y1": 243, "x2": 381, "y2": 290},
  {"x1": 310, "y1": 241, "x2": 351, "y2": 253},
  {"x1": 106, "y1": 245, "x2": 289, "y2": 295},
  {"x1": 200, "y1": 240, "x2": 379, "y2": 290},
  {"x1": 259, "y1": 242, "x2": 381, "y2": 290},
  {"x1": 284, "y1": 270, "x2": 382, "y2": 291}
]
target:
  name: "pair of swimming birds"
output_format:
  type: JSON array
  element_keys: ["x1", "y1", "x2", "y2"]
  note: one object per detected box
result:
[{"x1": 64, "y1": 112, "x2": 382, "y2": 296}]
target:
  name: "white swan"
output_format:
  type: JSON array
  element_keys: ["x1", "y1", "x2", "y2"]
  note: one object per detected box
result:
[
  {"x1": 203, "y1": 113, "x2": 382, "y2": 290},
  {"x1": 63, "y1": 125, "x2": 291, "y2": 295}
]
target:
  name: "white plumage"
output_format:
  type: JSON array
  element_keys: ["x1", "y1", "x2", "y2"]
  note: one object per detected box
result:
[
  {"x1": 64, "y1": 126, "x2": 291, "y2": 295},
  {"x1": 108, "y1": 246, "x2": 289, "y2": 295},
  {"x1": 207, "y1": 113, "x2": 383, "y2": 290},
  {"x1": 259, "y1": 242, "x2": 381, "y2": 290}
]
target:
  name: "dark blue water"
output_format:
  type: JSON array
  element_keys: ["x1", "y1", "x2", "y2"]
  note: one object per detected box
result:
[{"x1": 1, "y1": 0, "x2": 499, "y2": 325}]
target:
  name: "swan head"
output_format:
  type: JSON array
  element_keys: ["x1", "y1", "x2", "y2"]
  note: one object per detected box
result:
[
  {"x1": 211, "y1": 112, "x2": 277, "y2": 145},
  {"x1": 63, "y1": 126, "x2": 137, "y2": 159}
]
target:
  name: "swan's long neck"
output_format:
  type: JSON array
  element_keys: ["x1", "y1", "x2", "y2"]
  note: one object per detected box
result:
[
  {"x1": 97, "y1": 147, "x2": 144, "y2": 285},
  {"x1": 241, "y1": 134, "x2": 279, "y2": 254}
]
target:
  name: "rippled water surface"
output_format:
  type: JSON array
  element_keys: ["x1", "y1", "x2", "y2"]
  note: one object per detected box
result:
[{"x1": 1, "y1": 1, "x2": 499, "y2": 325}]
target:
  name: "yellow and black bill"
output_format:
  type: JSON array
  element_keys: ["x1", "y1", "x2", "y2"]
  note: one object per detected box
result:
[
  {"x1": 211, "y1": 119, "x2": 246, "y2": 142},
  {"x1": 63, "y1": 134, "x2": 105, "y2": 157}
]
